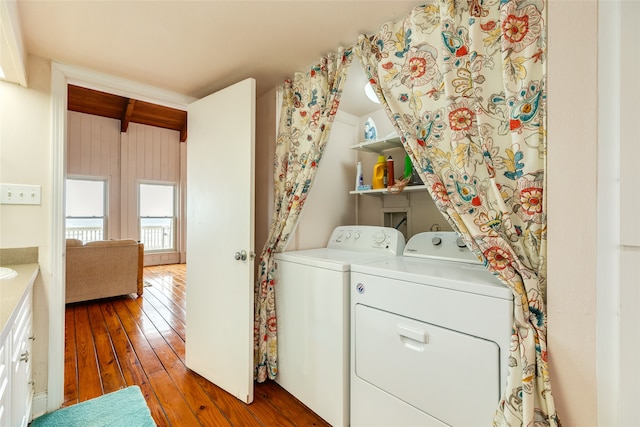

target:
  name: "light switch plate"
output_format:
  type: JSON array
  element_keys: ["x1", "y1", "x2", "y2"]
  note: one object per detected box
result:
[{"x1": 0, "y1": 183, "x2": 42, "y2": 205}]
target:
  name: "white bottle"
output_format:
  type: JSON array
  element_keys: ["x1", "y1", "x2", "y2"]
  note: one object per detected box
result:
[{"x1": 356, "y1": 162, "x2": 363, "y2": 190}]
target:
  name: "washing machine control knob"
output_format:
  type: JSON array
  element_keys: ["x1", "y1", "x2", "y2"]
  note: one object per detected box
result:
[
  {"x1": 456, "y1": 236, "x2": 467, "y2": 248},
  {"x1": 373, "y1": 232, "x2": 387, "y2": 244},
  {"x1": 431, "y1": 236, "x2": 442, "y2": 245}
]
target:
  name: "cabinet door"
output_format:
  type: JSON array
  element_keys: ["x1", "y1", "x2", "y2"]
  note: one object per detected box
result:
[
  {"x1": 0, "y1": 338, "x2": 9, "y2": 427},
  {"x1": 11, "y1": 291, "x2": 33, "y2": 427}
]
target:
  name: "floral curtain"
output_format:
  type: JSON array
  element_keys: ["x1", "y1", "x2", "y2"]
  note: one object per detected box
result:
[
  {"x1": 356, "y1": 1, "x2": 558, "y2": 425},
  {"x1": 254, "y1": 48, "x2": 353, "y2": 382}
]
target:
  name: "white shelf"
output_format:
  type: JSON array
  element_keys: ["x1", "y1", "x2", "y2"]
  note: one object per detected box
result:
[
  {"x1": 350, "y1": 184, "x2": 428, "y2": 196},
  {"x1": 351, "y1": 135, "x2": 402, "y2": 153}
]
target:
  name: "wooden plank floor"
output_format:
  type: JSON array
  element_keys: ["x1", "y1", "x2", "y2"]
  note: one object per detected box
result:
[{"x1": 63, "y1": 263, "x2": 331, "y2": 427}]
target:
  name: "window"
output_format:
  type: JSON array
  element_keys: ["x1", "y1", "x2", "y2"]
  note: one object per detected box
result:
[
  {"x1": 139, "y1": 183, "x2": 176, "y2": 252},
  {"x1": 66, "y1": 178, "x2": 106, "y2": 243}
]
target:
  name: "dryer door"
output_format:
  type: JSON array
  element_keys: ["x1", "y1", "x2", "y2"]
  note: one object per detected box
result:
[{"x1": 354, "y1": 304, "x2": 501, "y2": 426}]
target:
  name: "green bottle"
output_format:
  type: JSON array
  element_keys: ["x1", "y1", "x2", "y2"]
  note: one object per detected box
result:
[{"x1": 404, "y1": 155, "x2": 413, "y2": 179}]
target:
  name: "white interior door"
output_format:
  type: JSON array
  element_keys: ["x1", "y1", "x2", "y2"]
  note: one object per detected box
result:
[{"x1": 185, "y1": 78, "x2": 255, "y2": 403}]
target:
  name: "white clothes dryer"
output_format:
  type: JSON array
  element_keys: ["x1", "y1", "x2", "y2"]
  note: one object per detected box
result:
[
  {"x1": 350, "y1": 231, "x2": 514, "y2": 427},
  {"x1": 274, "y1": 225, "x2": 405, "y2": 427}
]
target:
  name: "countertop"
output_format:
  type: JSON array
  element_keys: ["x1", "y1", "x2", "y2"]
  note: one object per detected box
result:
[{"x1": 0, "y1": 263, "x2": 38, "y2": 342}]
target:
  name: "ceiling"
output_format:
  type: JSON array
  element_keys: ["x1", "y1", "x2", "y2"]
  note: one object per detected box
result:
[{"x1": 6, "y1": 1, "x2": 419, "y2": 120}]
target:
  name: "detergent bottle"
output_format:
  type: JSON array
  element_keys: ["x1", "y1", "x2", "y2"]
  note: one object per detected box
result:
[
  {"x1": 355, "y1": 162, "x2": 364, "y2": 191},
  {"x1": 372, "y1": 155, "x2": 386, "y2": 189},
  {"x1": 386, "y1": 156, "x2": 395, "y2": 187},
  {"x1": 404, "y1": 155, "x2": 413, "y2": 179}
]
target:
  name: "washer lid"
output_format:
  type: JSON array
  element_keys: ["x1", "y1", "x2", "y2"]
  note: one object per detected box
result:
[
  {"x1": 351, "y1": 256, "x2": 513, "y2": 300},
  {"x1": 275, "y1": 248, "x2": 401, "y2": 271}
]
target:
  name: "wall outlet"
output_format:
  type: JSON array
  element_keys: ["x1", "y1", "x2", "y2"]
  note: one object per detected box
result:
[{"x1": 0, "y1": 183, "x2": 42, "y2": 205}]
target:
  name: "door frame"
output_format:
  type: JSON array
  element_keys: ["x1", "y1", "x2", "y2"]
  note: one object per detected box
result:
[{"x1": 48, "y1": 63, "x2": 195, "y2": 411}]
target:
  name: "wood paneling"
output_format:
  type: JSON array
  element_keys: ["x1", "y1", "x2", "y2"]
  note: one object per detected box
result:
[
  {"x1": 66, "y1": 112, "x2": 185, "y2": 264},
  {"x1": 63, "y1": 264, "x2": 331, "y2": 427},
  {"x1": 120, "y1": 123, "x2": 182, "y2": 266},
  {"x1": 67, "y1": 111, "x2": 121, "y2": 239},
  {"x1": 67, "y1": 111, "x2": 120, "y2": 176}
]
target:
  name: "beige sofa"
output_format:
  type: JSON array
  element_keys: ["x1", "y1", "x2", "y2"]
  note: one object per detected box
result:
[{"x1": 65, "y1": 238, "x2": 144, "y2": 304}]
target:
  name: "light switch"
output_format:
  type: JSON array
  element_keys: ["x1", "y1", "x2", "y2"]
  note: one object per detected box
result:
[{"x1": 0, "y1": 183, "x2": 42, "y2": 205}]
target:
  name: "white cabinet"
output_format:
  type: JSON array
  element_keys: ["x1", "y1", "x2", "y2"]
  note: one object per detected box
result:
[
  {"x1": 0, "y1": 266, "x2": 35, "y2": 427},
  {"x1": 0, "y1": 338, "x2": 9, "y2": 427},
  {"x1": 10, "y1": 290, "x2": 33, "y2": 427}
]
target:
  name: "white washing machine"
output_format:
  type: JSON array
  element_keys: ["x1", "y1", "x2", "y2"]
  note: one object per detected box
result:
[
  {"x1": 274, "y1": 225, "x2": 406, "y2": 427},
  {"x1": 350, "y1": 231, "x2": 514, "y2": 427}
]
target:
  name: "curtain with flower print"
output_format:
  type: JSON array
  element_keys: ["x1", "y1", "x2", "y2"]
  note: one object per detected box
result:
[
  {"x1": 356, "y1": 1, "x2": 558, "y2": 425},
  {"x1": 254, "y1": 48, "x2": 353, "y2": 382}
]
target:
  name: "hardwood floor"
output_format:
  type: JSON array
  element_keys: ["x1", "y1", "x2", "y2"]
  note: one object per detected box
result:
[{"x1": 63, "y1": 264, "x2": 331, "y2": 427}]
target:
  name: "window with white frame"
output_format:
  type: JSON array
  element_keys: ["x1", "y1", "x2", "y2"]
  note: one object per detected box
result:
[
  {"x1": 65, "y1": 178, "x2": 107, "y2": 243},
  {"x1": 139, "y1": 182, "x2": 176, "y2": 252}
]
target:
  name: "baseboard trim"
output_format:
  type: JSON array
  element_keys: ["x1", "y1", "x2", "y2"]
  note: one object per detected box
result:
[{"x1": 31, "y1": 391, "x2": 48, "y2": 420}]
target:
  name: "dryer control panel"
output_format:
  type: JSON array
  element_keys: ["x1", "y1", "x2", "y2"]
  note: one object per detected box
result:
[
  {"x1": 403, "y1": 231, "x2": 482, "y2": 264},
  {"x1": 327, "y1": 226, "x2": 405, "y2": 255}
]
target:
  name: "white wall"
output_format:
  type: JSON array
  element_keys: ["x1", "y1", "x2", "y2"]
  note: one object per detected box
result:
[
  {"x1": 599, "y1": 2, "x2": 640, "y2": 426},
  {"x1": 288, "y1": 109, "x2": 358, "y2": 251},
  {"x1": 0, "y1": 56, "x2": 52, "y2": 398},
  {"x1": 547, "y1": 2, "x2": 638, "y2": 425},
  {"x1": 547, "y1": 1, "x2": 598, "y2": 424},
  {"x1": 595, "y1": 3, "x2": 621, "y2": 425}
]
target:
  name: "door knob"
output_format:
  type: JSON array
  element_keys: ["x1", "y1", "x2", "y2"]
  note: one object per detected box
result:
[{"x1": 235, "y1": 250, "x2": 247, "y2": 261}]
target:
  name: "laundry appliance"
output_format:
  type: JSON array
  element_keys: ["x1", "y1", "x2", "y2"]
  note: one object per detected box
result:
[
  {"x1": 274, "y1": 225, "x2": 405, "y2": 427},
  {"x1": 350, "y1": 231, "x2": 514, "y2": 426}
]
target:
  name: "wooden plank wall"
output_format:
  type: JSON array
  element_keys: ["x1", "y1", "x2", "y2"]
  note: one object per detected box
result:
[
  {"x1": 121, "y1": 122, "x2": 183, "y2": 265},
  {"x1": 67, "y1": 112, "x2": 185, "y2": 265},
  {"x1": 67, "y1": 111, "x2": 121, "y2": 239}
]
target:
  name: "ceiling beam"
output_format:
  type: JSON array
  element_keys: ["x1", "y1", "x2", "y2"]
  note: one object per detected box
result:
[
  {"x1": 68, "y1": 84, "x2": 188, "y2": 138},
  {"x1": 121, "y1": 98, "x2": 136, "y2": 133},
  {"x1": 180, "y1": 121, "x2": 187, "y2": 143}
]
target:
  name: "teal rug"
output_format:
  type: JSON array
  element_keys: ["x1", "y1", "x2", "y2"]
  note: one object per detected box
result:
[{"x1": 31, "y1": 386, "x2": 156, "y2": 427}]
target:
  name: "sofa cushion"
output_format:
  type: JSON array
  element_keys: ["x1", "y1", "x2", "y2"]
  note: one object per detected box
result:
[
  {"x1": 66, "y1": 239, "x2": 84, "y2": 247},
  {"x1": 84, "y1": 239, "x2": 138, "y2": 247}
]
